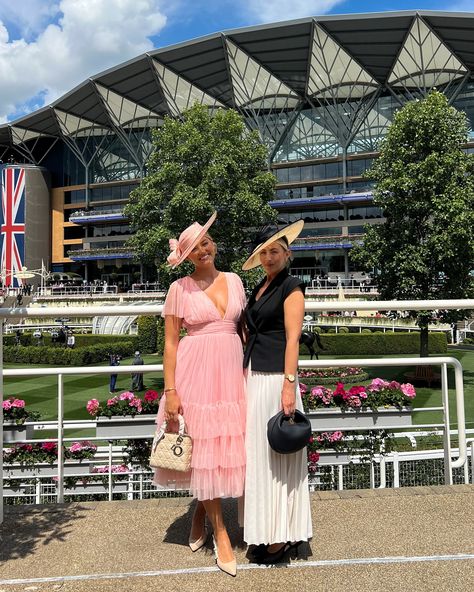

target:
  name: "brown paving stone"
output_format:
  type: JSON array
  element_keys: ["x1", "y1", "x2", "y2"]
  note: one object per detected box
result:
[
  {"x1": 369, "y1": 487, "x2": 400, "y2": 497},
  {"x1": 317, "y1": 491, "x2": 340, "y2": 500},
  {"x1": 336, "y1": 490, "x2": 362, "y2": 499},
  {"x1": 1, "y1": 488, "x2": 473, "y2": 590}
]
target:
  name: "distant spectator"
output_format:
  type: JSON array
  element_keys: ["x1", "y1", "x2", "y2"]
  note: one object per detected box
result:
[
  {"x1": 109, "y1": 354, "x2": 120, "y2": 393},
  {"x1": 131, "y1": 351, "x2": 144, "y2": 392},
  {"x1": 14, "y1": 329, "x2": 21, "y2": 346},
  {"x1": 16, "y1": 293, "x2": 23, "y2": 307},
  {"x1": 66, "y1": 332, "x2": 75, "y2": 349}
]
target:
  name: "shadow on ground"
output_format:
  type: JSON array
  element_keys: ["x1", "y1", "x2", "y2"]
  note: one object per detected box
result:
[{"x1": 0, "y1": 504, "x2": 90, "y2": 562}]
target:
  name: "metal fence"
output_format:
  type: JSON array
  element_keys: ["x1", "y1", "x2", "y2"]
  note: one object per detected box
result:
[{"x1": 1, "y1": 298, "x2": 473, "y2": 523}]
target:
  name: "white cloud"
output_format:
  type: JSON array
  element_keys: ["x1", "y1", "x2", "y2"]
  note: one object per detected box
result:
[
  {"x1": 0, "y1": 0, "x2": 168, "y2": 122},
  {"x1": 241, "y1": 0, "x2": 346, "y2": 24},
  {"x1": 0, "y1": 1, "x2": 60, "y2": 40}
]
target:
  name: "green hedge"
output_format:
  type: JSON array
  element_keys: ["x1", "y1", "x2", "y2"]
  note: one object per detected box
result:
[
  {"x1": 3, "y1": 341, "x2": 137, "y2": 366},
  {"x1": 4, "y1": 333, "x2": 136, "y2": 348},
  {"x1": 299, "y1": 332, "x2": 447, "y2": 356},
  {"x1": 137, "y1": 316, "x2": 158, "y2": 354},
  {"x1": 156, "y1": 318, "x2": 165, "y2": 356}
]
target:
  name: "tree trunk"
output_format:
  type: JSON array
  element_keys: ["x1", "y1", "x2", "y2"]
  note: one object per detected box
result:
[{"x1": 419, "y1": 325, "x2": 429, "y2": 357}]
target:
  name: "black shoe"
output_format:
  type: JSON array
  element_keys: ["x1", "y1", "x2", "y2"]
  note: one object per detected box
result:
[
  {"x1": 257, "y1": 542, "x2": 292, "y2": 565},
  {"x1": 249, "y1": 544, "x2": 267, "y2": 562}
]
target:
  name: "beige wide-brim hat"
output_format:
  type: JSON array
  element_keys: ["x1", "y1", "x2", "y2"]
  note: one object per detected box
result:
[
  {"x1": 167, "y1": 211, "x2": 217, "y2": 268},
  {"x1": 242, "y1": 219, "x2": 305, "y2": 271}
]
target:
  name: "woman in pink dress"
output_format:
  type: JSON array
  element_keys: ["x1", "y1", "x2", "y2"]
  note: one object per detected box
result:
[{"x1": 154, "y1": 212, "x2": 246, "y2": 577}]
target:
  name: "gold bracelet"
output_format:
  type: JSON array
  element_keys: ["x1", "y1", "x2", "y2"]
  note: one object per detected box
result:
[{"x1": 164, "y1": 387, "x2": 176, "y2": 393}]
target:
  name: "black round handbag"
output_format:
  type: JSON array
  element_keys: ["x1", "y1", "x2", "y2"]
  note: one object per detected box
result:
[{"x1": 267, "y1": 409, "x2": 312, "y2": 454}]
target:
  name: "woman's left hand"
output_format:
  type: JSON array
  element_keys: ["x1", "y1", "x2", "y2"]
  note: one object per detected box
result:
[{"x1": 281, "y1": 382, "x2": 296, "y2": 416}]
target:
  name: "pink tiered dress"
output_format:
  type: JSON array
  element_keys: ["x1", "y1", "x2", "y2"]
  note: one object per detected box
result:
[{"x1": 154, "y1": 272, "x2": 246, "y2": 501}]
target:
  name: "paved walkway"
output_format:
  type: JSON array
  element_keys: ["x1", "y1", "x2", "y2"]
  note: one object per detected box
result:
[{"x1": 1, "y1": 485, "x2": 474, "y2": 592}]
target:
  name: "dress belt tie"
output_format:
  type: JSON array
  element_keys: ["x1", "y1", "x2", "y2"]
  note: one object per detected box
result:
[{"x1": 187, "y1": 320, "x2": 237, "y2": 336}]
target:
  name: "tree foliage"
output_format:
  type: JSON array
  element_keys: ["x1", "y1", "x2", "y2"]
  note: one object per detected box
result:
[
  {"x1": 351, "y1": 91, "x2": 474, "y2": 355},
  {"x1": 125, "y1": 105, "x2": 276, "y2": 287}
]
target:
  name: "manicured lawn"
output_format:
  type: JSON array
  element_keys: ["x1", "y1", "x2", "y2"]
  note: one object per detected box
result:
[
  {"x1": 4, "y1": 349, "x2": 473, "y2": 433},
  {"x1": 3, "y1": 354, "x2": 164, "y2": 421}
]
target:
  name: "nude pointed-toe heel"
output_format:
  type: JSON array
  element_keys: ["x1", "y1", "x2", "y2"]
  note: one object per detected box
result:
[
  {"x1": 213, "y1": 535, "x2": 237, "y2": 577},
  {"x1": 188, "y1": 525, "x2": 208, "y2": 552}
]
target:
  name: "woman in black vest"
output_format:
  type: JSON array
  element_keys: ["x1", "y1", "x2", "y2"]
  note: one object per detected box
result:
[{"x1": 242, "y1": 220, "x2": 312, "y2": 564}]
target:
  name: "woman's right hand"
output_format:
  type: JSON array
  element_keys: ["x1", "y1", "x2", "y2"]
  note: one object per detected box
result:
[{"x1": 164, "y1": 391, "x2": 182, "y2": 422}]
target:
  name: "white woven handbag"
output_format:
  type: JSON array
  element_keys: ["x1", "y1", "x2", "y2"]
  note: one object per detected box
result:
[{"x1": 149, "y1": 414, "x2": 192, "y2": 472}]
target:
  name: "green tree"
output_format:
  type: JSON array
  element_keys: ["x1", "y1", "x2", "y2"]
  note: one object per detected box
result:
[
  {"x1": 351, "y1": 91, "x2": 474, "y2": 356},
  {"x1": 125, "y1": 105, "x2": 276, "y2": 288}
]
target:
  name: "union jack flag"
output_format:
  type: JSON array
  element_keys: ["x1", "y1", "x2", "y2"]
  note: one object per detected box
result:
[{"x1": 1, "y1": 167, "x2": 25, "y2": 287}]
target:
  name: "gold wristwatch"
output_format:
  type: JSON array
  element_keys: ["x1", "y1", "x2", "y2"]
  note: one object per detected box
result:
[{"x1": 284, "y1": 374, "x2": 296, "y2": 383}]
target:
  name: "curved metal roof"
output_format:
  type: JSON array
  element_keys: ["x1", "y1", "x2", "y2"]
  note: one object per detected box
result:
[{"x1": 2, "y1": 10, "x2": 474, "y2": 152}]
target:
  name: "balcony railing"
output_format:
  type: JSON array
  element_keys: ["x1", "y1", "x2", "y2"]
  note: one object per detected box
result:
[
  {"x1": 69, "y1": 209, "x2": 127, "y2": 224},
  {"x1": 68, "y1": 247, "x2": 134, "y2": 261},
  {"x1": 292, "y1": 234, "x2": 364, "y2": 250}
]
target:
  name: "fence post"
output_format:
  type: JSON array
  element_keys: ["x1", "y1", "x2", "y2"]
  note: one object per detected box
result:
[
  {"x1": 441, "y1": 363, "x2": 453, "y2": 485},
  {"x1": 379, "y1": 455, "x2": 386, "y2": 489},
  {"x1": 57, "y1": 373, "x2": 64, "y2": 503},
  {"x1": 108, "y1": 441, "x2": 113, "y2": 501},
  {"x1": 393, "y1": 452, "x2": 400, "y2": 488}
]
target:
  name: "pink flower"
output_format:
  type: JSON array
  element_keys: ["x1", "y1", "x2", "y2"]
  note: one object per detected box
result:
[
  {"x1": 400, "y1": 383, "x2": 416, "y2": 399},
  {"x1": 346, "y1": 395, "x2": 362, "y2": 407},
  {"x1": 119, "y1": 391, "x2": 135, "y2": 401},
  {"x1": 369, "y1": 378, "x2": 390, "y2": 391},
  {"x1": 86, "y1": 399, "x2": 100, "y2": 415},
  {"x1": 2, "y1": 400, "x2": 12, "y2": 410},
  {"x1": 348, "y1": 386, "x2": 366, "y2": 396},
  {"x1": 389, "y1": 381, "x2": 401, "y2": 390},
  {"x1": 330, "y1": 431, "x2": 344, "y2": 442},
  {"x1": 41, "y1": 442, "x2": 57, "y2": 452},
  {"x1": 107, "y1": 397, "x2": 118, "y2": 406},
  {"x1": 92, "y1": 464, "x2": 128, "y2": 474},
  {"x1": 299, "y1": 383, "x2": 308, "y2": 394},
  {"x1": 11, "y1": 399, "x2": 25, "y2": 408},
  {"x1": 70, "y1": 441, "x2": 96, "y2": 453},
  {"x1": 144, "y1": 390, "x2": 159, "y2": 402},
  {"x1": 334, "y1": 382, "x2": 346, "y2": 396},
  {"x1": 309, "y1": 452, "x2": 320, "y2": 463},
  {"x1": 129, "y1": 398, "x2": 142, "y2": 412}
]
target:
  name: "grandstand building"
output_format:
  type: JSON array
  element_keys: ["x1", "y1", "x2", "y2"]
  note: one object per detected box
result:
[{"x1": 1, "y1": 10, "x2": 474, "y2": 287}]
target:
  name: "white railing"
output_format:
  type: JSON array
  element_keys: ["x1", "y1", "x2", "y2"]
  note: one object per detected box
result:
[
  {"x1": 1, "y1": 298, "x2": 473, "y2": 524},
  {"x1": 36, "y1": 285, "x2": 119, "y2": 297}
]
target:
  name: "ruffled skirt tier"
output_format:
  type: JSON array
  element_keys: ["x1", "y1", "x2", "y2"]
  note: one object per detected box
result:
[{"x1": 154, "y1": 332, "x2": 246, "y2": 501}]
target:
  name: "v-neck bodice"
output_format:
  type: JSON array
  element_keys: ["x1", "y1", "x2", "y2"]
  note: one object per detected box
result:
[
  {"x1": 161, "y1": 272, "x2": 246, "y2": 331},
  {"x1": 189, "y1": 273, "x2": 229, "y2": 320}
]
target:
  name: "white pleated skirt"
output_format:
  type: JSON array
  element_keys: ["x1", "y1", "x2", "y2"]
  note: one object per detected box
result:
[{"x1": 243, "y1": 367, "x2": 313, "y2": 546}]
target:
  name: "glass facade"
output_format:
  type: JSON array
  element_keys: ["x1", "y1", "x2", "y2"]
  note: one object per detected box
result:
[{"x1": 3, "y1": 12, "x2": 474, "y2": 283}]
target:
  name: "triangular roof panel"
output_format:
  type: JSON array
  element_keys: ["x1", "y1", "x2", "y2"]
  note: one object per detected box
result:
[
  {"x1": 308, "y1": 24, "x2": 379, "y2": 100},
  {"x1": 388, "y1": 16, "x2": 467, "y2": 89}
]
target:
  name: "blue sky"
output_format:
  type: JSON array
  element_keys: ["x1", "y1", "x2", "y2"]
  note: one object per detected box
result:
[{"x1": 0, "y1": 0, "x2": 472, "y2": 123}]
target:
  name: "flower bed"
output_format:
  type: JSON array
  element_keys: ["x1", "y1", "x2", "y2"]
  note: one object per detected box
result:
[
  {"x1": 298, "y1": 367, "x2": 369, "y2": 385},
  {"x1": 300, "y1": 378, "x2": 416, "y2": 412},
  {"x1": 86, "y1": 390, "x2": 160, "y2": 418},
  {"x1": 2, "y1": 397, "x2": 40, "y2": 425},
  {"x1": 3, "y1": 441, "x2": 97, "y2": 467}
]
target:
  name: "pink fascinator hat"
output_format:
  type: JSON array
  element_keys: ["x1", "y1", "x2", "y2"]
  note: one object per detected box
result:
[{"x1": 167, "y1": 211, "x2": 217, "y2": 268}]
